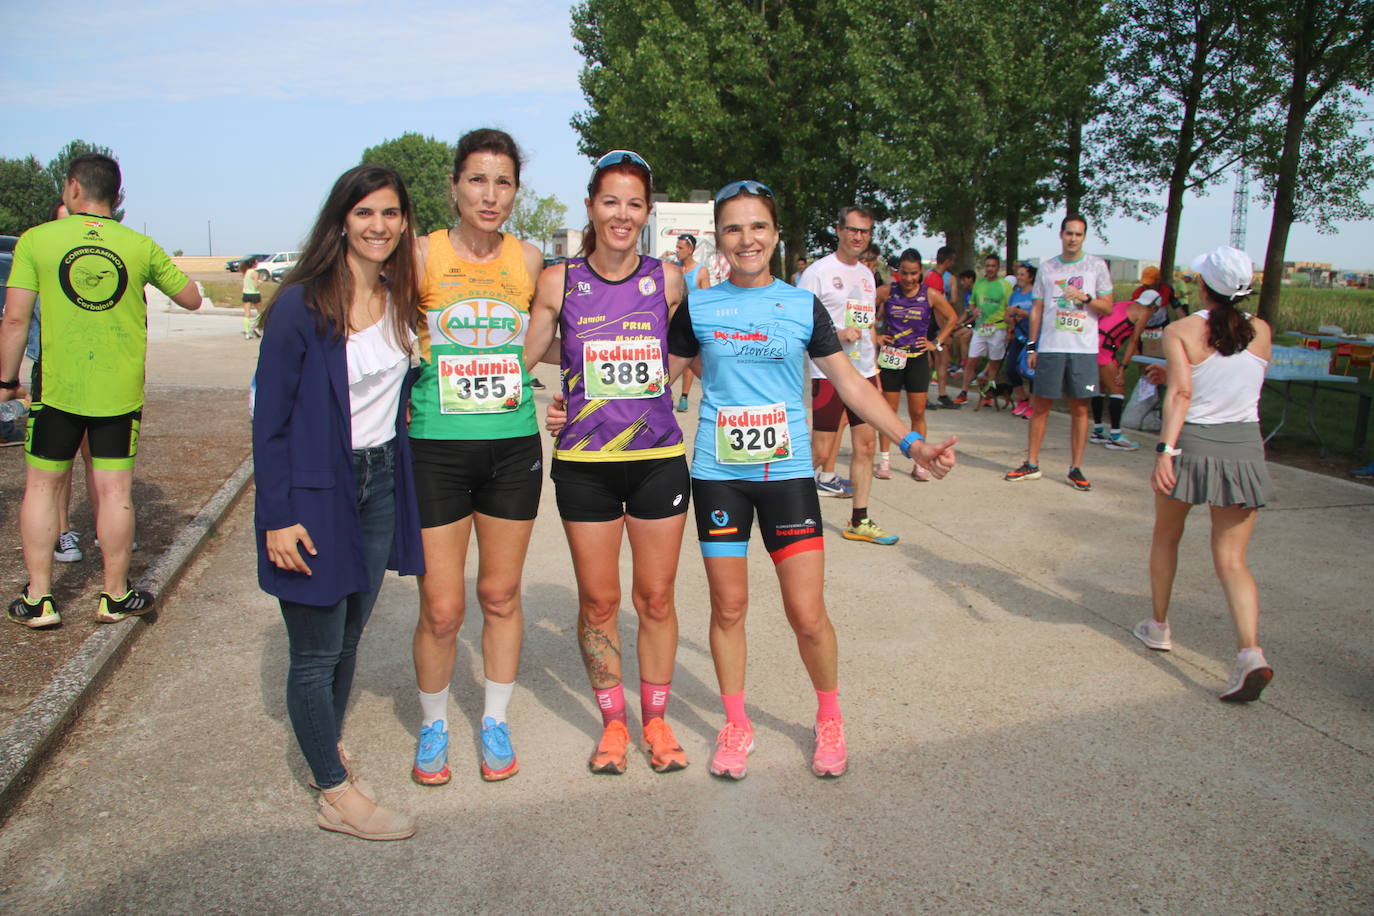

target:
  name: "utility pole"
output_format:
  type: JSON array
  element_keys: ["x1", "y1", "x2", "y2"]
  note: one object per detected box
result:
[
  {"x1": 1229, "y1": 164, "x2": 1248, "y2": 250},
  {"x1": 207, "y1": 220, "x2": 212, "y2": 256}
]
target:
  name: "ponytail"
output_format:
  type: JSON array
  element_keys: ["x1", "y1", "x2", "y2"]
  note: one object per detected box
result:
[{"x1": 1202, "y1": 285, "x2": 1255, "y2": 356}]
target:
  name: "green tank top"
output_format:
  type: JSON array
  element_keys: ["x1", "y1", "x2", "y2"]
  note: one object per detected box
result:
[{"x1": 409, "y1": 230, "x2": 536, "y2": 440}]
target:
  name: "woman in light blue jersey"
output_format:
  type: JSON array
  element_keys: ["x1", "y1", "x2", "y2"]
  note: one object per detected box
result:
[{"x1": 666, "y1": 181, "x2": 959, "y2": 780}]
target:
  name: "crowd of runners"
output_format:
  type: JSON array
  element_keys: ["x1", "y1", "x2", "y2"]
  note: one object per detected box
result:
[{"x1": 0, "y1": 135, "x2": 1278, "y2": 844}]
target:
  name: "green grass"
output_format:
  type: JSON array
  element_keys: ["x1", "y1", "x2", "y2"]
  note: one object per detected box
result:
[
  {"x1": 199, "y1": 276, "x2": 279, "y2": 310},
  {"x1": 1113, "y1": 283, "x2": 1374, "y2": 335},
  {"x1": 1111, "y1": 333, "x2": 1374, "y2": 461}
]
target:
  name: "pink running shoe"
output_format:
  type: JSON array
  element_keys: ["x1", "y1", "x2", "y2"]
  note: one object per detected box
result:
[
  {"x1": 813, "y1": 717, "x2": 847, "y2": 777},
  {"x1": 1013, "y1": 399, "x2": 1031, "y2": 418},
  {"x1": 709, "y1": 721, "x2": 755, "y2": 780}
]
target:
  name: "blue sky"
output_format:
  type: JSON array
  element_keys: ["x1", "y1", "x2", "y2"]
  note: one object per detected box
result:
[{"x1": 3, "y1": 2, "x2": 1370, "y2": 271}]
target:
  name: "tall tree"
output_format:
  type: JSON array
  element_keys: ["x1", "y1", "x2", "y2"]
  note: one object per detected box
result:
[
  {"x1": 46, "y1": 140, "x2": 125, "y2": 222},
  {"x1": 1103, "y1": 0, "x2": 1279, "y2": 284},
  {"x1": 361, "y1": 133, "x2": 455, "y2": 234},
  {"x1": 571, "y1": 0, "x2": 875, "y2": 266},
  {"x1": 1253, "y1": 0, "x2": 1374, "y2": 324},
  {"x1": 852, "y1": 0, "x2": 1108, "y2": 272},
  {"x1": 507, "y1": 187, "x2": 568, "y2": 254},
  {"x1": 0, "y1": 156, "x2": 53, "y2": 235}
]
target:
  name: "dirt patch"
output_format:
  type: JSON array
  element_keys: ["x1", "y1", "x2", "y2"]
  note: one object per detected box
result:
[{"x1": 0, "y1": 388, "x2": 250, "y2": 730}]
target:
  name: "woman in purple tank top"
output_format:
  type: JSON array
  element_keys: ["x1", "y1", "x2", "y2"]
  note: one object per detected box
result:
[{"x1": 524, "y1": 151, "x2": 695, "y2": 775}]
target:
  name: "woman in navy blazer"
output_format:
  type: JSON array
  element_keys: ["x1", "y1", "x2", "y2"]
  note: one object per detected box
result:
[{"x1": 252, "y1": 165, "x2": 423, "y2": 841}]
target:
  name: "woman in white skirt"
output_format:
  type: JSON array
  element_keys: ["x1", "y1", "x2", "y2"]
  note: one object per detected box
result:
[{"x1": 1135, "y1": 246, "x2": 1274, "y2": 702}]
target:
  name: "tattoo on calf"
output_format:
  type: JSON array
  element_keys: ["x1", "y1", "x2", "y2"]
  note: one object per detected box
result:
[{"x1": 578, "y1": 619, "x2": 621, "y2": 689}]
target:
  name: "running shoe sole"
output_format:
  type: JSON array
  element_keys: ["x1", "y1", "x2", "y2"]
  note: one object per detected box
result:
[
  {"x1": 481, "y1": 759, "x2": 519, "y2": 781},
  {"x1": 1067, "y1": 472, "x2": 1092, "y2": 491},
  {"x1": 95, "y1": 587, "x2": 155, "y2": 623},
  {"x1": 1105, "y1": 440, "x2": 1139, "y2": 451},
  {"x1": 1004, "y1": 467, "x2": 1041, "y2": 481},
  {"x1": 1220, "y1": 667, "x2": 1273, "y2": 703},
  {"x1": 708, "y1": 741, "x2": 754, "y2": 780},
  {"x1": 7, "y1": 594, "x2": 61, "y2": 629},
  {"x1": 1132, "y1": 621, "x2": 1172, "y2": 651},
  {"x1": 412, "y1": 764, "x2": 451, "y2": 786},
  {"x1": 842, "y1": 528, "x2": 898, "y2": 545}
]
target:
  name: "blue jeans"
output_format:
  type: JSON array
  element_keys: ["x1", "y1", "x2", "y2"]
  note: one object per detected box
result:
[{"x1": 279, "y1": 442, "x2": 395, "y2": 790}]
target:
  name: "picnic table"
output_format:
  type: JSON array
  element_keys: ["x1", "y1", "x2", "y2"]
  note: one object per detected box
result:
[{"x1": 1130, "y1": 354, "x2": 1365, "y2": 457}]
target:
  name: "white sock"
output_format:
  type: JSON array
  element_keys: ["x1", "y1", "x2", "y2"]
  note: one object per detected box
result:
[
  {"x1": 483, "y1": 678, "x2": 515, "y2": 724},
  {"x1": 419, "y1": 687, "x2": 449, "y2": 729},
  {"x1": 817, "y1": 469, "x2": 837, "y2": 483},
  {"x1": 877, "y1": 451, "x2": 890, "y2": 460},
  {"x1": 1110, "y1": 428, "x2": 1122, "y2": 436}
]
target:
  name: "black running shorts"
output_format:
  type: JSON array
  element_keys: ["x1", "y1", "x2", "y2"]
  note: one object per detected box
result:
[
  {"x1": 692, "y1": 476, "x2": 824, "y2": 563},
  {"x1": 26, "y1": 402, "x2": 141, "y2": 471},
  {"x1": 879, "y1": 352, "x2": 931, "y2": 393},
  {"x1": 551, "y1": 455, "x2": 690, "y2": 522},
  {"x1": 410, "y1": 434, "x2": 543, "y2": 527}
]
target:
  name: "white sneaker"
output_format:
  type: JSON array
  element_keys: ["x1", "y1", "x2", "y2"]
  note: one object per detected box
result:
[
  {"x1": 1220, "y1": 648, "x2": 1273, "y2": 702},
  {"x1": 1132, "y1": 618, "x2": 1172, "y2": 651},
  {"x1": 1089, "y1": 426, "x2": 1110, "y2": 445},
  {"x1": 53, "y1": 530, "x2": 83, "y2": 563}
]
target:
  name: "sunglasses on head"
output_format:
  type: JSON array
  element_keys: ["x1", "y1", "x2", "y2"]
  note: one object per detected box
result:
[
  {"x1": 589, "y1": 150, "x2": 652, "y2": 192},
  {"x1": 713, "y1": 179, "x2": 774, "y2": 206}
]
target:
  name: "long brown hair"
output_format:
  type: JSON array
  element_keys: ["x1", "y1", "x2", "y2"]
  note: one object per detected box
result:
[
  {"x1": 1200, "y1": 283, "x2": 1255, "y2": 357},
  {"x1": 262, "y1": 165, "x2": 417, "y2": 352}
]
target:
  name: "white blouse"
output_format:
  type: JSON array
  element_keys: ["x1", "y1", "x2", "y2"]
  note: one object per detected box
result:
[{"x1": 346, "y1": 316, "x2": 414, "y2": 449}]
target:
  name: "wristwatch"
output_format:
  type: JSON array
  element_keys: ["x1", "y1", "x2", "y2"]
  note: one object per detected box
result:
[{"x1": 1155, "y1": 442, "x2": 1182, "y2": 456}]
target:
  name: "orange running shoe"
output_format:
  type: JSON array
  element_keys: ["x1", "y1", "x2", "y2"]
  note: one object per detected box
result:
[
  {"x1": 812, "y1": 717, "x2": 847, "y2": 777},
  {"x1": 589, "y1": 719, "x2": 629, "y2": 774},
  {"x1": 643, "y1": 717, "x2": 689, "y2": 773},
  {"x1": 708, "y1": 721, "x2": 755, "y2": 780}
]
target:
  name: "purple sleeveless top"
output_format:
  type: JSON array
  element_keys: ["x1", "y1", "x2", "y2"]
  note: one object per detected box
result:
[
  {"x1": 556, "y1": 257, "x2": 685, "y2": 461},
  {"x1": 883, "y1": 285, "x2": 932, "y2": 353}
]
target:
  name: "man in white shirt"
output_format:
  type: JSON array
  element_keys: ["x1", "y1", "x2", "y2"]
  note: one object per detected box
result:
[
  {"x1": 1004, "y1": 214, "x2": 1113, "y2": 491},
  {"x1": 799, "y1": 205, "x2": 897, "y2": 545}
]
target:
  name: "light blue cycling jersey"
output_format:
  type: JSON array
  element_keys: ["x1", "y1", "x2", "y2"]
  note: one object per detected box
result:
[{"x1": 668, "y1": 278, "x2": 841, "y2": 482}]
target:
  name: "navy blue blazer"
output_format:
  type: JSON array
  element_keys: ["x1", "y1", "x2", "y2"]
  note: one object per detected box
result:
[{"x1": 252, "y1": 285, "x2": 425, "y2": 606}]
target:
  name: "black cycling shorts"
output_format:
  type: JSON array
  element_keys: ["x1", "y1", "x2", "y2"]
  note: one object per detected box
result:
[
  {"x1": 26, "y1": 402, "x2": 141, "y2": 471},
  {"x1": 879, "y1": 352, "x2": 931, "y2": 393},
  {"x1": 411, "y1": 434, "x2": 543, "y2": 527},
  {"x1": 692, "y1": 476, "x2": 824, "y2": 564},
  {"x1": 551, "y1": 455, "x2": 690, "y2": 522}
]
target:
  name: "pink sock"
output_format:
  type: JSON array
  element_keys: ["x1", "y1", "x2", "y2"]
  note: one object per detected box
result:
[
  {"x1": 721, "y1": 691, "x2": 749, "y2": 725},
  {"x1": 816, "y1": 688, "x2": 842, "y2": 720},
  {"x1": 640, "y1": 680, "x2": 671, "y2": 722},
  {"x1": 593, "y1": 683, "x2": 627, "y2": 726}
]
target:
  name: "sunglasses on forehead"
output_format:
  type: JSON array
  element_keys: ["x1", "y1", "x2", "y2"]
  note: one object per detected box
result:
[
  {"x1": 713, "y1": 179, "x2": 774, "y2": 205},
  {"x1": 589, "y1": 150, "x2": 652, "y2": 192}
]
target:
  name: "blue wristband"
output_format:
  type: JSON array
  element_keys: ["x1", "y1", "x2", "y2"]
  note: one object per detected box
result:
[{"x1": 899, "y1": 431, "x2": 924, "y2": 458}]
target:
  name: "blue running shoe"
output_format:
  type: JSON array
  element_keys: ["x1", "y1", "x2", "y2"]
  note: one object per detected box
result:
[
  {"x1": 412, "y1": 720, "x2": 450, "y2": 786},
  {"x1": 480, "y1": 717, "x2": 518, "y2": 781},
  {"x1": 815, "y1": 474, "x2": 852, "y2": 498}
]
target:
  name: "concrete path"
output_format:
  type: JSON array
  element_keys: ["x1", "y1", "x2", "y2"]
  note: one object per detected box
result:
[{"x1": 0, "y1": 310, "x2": 1370, "y2": 913}]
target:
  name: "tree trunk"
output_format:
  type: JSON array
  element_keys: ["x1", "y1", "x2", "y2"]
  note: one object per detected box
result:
[
  {"x1": 1064, "y1": 115, "x2": 1083, "y2": 216},
  {"x1": 946, "y1": 207, "x2": 977, "y2": 276},
  {"x1": 1258, "y1": 6, "x2": 1314, "y2": 326},
  {"x1": 1158, "y1": 17, "x2": 1210, "y2": 287},
  {"x1": 1006, "y1": 203, "x2": 1021, "y2": 268}
]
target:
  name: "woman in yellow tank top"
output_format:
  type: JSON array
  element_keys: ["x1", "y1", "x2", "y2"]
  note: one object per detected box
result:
[{"x1": 408, "y1": 129, "x2": 547, "y2": 786}]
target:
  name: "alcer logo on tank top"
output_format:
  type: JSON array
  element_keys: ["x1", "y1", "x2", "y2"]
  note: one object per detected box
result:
[{"x1": 435, "y1": 298, "x2": 525, "y2": 349}]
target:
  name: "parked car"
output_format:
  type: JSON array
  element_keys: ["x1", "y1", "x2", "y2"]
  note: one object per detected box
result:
[
  {"x1": 225, "y1": 252, "x2": 271, "y2": 272},
  {"x1": 253, "y1": 251, "x2": 300, "y2": 282}
]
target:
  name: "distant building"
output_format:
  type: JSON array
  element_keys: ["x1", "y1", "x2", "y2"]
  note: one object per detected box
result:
[
  {"x1": 551, "y1": 229, "x2": 583, "y2": 259},
  {"x1": 1099, "y1": 254, "x2": 1158, "y2": 285}
]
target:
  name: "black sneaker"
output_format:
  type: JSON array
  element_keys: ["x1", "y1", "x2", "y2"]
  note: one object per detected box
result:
[
  {"x1": 938, "y1": 394, "x2": 960, "y2": 410},
  {"x1": 7, "y1": 588, "x2": 61, "y2": 629},
  {"x1": 1067, "y1": 467, "x2": 1092, "y2": 491},
  {"x1": 530, "y1": 377, "x2": 546, "y2": 390},
  {"x1": 1004, "y1": 462, "x2": 1042, "y2": 482},
  {"x1": 96, "y1": 584, "x2": 156, "y2": 623}
]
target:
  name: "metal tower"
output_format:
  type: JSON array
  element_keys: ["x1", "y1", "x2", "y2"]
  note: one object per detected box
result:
[{"x1": 1229, "y1": 163, "x2": 1248, "y2": 249}]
